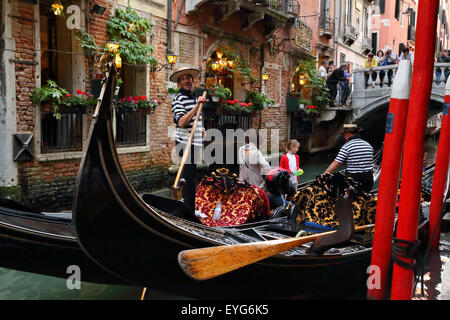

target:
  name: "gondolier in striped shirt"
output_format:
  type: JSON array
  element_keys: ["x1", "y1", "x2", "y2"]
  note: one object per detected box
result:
[
  {"x1": 170, "y1": 65, "x2": 208, "y2": 214},
  {"x1": 323, "y1": 123, "x2": 374, "y2": 192}
]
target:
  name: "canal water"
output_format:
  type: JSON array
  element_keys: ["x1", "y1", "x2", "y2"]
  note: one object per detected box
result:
[{"x1": 0, "y1": 135, "x2": 443, "y2": 299}]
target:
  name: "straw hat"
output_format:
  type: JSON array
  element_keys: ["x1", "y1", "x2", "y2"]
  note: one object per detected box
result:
[
  {"x1": 342, "y1": 123, "x2": 360, "y2": 132},
  {"x1": 169, "y1": 65, "x2": 199, "y2": 83}
]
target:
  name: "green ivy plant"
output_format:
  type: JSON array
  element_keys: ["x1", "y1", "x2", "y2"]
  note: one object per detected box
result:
[
  {"x1": 293, "y1": 59, "x2": 330, "y2": 109},
  {"x1": 73, "y1": 29, "x2": 99, "y2": 56},
  {"x1": 106, "y1": 6, "x2": 158, "y2": 66},
  {"x1": 220, "y1": 48, "x2": 258, "y2": 84}
]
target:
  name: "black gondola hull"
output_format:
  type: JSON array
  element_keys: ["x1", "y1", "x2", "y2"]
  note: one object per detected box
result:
[{"x1": 72, "y1": 64, "x2": 375, "y2": 299}]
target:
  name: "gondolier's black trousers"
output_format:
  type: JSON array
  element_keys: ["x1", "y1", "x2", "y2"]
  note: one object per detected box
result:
[
  {"x1": 175, "y1": 142, "x2": 202, "y2": 214},
  {"x1": 346, "y1": 171, "x2": 374, "y2": 193}
]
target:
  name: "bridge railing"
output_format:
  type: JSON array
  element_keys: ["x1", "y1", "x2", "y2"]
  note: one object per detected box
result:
[{"x1": 352, "y1": 62, "x2": 450, "y2": 92}]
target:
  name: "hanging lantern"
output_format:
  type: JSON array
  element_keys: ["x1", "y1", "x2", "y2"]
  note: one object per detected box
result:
[
  {"x1": 299, "y1": 75, "x2": 306, "y2": 86},
  {"x1": 51, "y1": 1, "x2": 64, "y2": 16},
  {"x1": 216, "y1": 51, "x2": 223, "y2": 59},
  {"x1": 262, "y1": 73, "x2": 270, "y2": 81},
  {"x1": 106, "y1": 41, "x2": 120, "y2": 54},
  {"x1": 227, "y1": 60, "x2": 234, "y2": 67},
  {"x1": 166, "y1": 52, "x2": 178, "y2": 66},
  {"x1": 211, "y1": 62, "x2": 219, "y2": 71},
  {"x1": 114, "y1": 53, "x2": 122, "y2": 69}
]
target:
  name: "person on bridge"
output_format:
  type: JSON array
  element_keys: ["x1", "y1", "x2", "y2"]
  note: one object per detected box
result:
[
  {"x1": 323, "y1": 123, "x2": 374, "y2": 192},
  {"x1": 326, "y1": 64, "x2": 347, "y2": 108}
]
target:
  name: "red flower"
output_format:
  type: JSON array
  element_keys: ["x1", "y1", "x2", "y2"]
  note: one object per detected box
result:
[
  {"x1": 81, "y1": 92, "x2": 86, "y2": 96},
  {"x1": 76, "y1": 89, "x2": 82, "y2": 94},
  {"x1": 66, "y1": 94, "x2": 70, "y2": 97},
  {"x1": 140, "y1": 95, "x2": 146, "y2": 100},
  {"x1": 134, "y1": 96, "x2": 139, "y2": 101},
  {"x1": 248, "y1": 102, "x2": 253, "y2": 106}
]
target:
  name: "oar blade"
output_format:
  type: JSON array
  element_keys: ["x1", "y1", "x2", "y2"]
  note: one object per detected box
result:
[{"x1": 178, "y1": 236, "x2": 319, "y2": 280}]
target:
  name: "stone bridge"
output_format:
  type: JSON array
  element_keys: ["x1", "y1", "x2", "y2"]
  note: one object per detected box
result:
[{"x1": 350, "y1": 62, "x2": 450, "y2": 123}]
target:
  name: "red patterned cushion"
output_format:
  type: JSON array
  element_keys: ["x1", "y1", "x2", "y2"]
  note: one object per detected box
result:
[{"x1": 195, "y1": 180, "x2": 269, "y2": 227}]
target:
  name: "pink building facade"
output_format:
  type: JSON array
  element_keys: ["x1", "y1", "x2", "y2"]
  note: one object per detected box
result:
[{"x1": 371, "y1": 0, "x2": 418, "y2": 57}]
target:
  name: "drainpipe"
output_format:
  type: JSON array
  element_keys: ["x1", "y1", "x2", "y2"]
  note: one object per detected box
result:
[
  {"x1": 166, "y1": 0, "x2": 172, "y2": 81},
  {"x1": 260, "y1": 42, "x2": 265, "y2": 93},
  {"x1": 333, "y1": 0, "x2": 340, "y2": 64}
]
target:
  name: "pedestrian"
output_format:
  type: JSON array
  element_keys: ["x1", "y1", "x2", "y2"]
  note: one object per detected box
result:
[
  {"x1": 382, "y1": 47, "x2": 397, "y2": 85},
  {"x1": 323, "y1": 123, "x2": 374, "y2": 192},
  {"x1": 399, "y1": 46, "x2": 414, "y2": 64},
  {"x1": 364, "y1": 52, "x2": 378, "y2": 88},
  {"x1": 339, "y1": 63, "x2": 352, "y2": 105},
  {"x1": 279, "y1": 139, "x2": 301, "y2": 190},
  {"x1": 376, "y1": 49, "x2": 386, "y2": 85},
  {"x1": 327, "y1": 60, "x2": 335, "y2": 77},
  {"x1": 326, "y1": 64, "x2": 347, "y2": 108},
  {"x1": 170, "y1": 65, "x2": 208, "y2": 214},
  {"x1": 436, "y1": 49, "x2": 450, "y2": 84},
  {"x1": 238, "y1": 136, "x2": 271, "y2": 190},
  {"x1": 317, "y1": 60, "x2": 328, "y2": 80}
]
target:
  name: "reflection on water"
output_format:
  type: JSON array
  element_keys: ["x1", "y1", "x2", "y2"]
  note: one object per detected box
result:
[{"x1": 0, "y1": 268, "x2": 142, "y2": 300}]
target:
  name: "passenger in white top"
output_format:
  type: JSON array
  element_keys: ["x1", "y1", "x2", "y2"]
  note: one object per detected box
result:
[{"x1": 239, "y1": 140, "x2": 271, "y2": 190}]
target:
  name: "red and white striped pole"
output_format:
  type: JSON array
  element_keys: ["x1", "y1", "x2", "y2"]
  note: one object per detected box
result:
[
  {"x1": 390, "y1": 0, "x2": 440, "y2": 300},
  {"x1": 367, "y1": 60, "x2": 412, "y2": 300},
  {"x1": 428, "y1": 77, "x2": 450, "y2": 249}
]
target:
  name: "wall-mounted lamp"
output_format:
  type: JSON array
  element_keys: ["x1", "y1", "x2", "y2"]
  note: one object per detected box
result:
[
  {"x1": 51, "y1": 1, "x2": 64, "y2": 16},
  {"x1": 403, "y1": 7, "x2": 415, "y2": 19},
  {"x1": 299, "y1": 75, "x2": 306, "y2": 86},
  {"x1": 114, "y1": 53, "x2": 122, "y2": 69},
  {"x1": 262, "y1": 73, "x2": 270, "y2": 81},
  {"x1": 150, "y1": 51, "x2": 178, "y2": 72},
  {"x1": 92, "y1": 3, "x2": 107, "y2": 15},
  {"x1": 106, "y1": 41, "x2": 120, "y2": 54}
]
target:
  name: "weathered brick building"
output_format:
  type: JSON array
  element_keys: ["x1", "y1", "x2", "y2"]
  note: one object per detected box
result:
[{"x1": 1, "y1": 0, "x2": 337, "y2": 210}]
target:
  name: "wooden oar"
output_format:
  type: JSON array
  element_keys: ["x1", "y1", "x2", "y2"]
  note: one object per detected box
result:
[
  {"x1": 170, "y1": 91, "x2": 207, "y2": 200},
  {"x1": 178, "y1": 224, "x2": 374, "y2": 280}
]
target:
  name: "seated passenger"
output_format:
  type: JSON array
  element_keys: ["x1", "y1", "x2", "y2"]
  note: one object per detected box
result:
[{"x1": 265, "y1": 167, "x2": 296, "y2": 211}]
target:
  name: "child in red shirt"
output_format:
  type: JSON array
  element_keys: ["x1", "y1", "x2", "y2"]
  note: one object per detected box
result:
[{"x1": 280, "y1": 139, "x2": 300, "y2": 189}]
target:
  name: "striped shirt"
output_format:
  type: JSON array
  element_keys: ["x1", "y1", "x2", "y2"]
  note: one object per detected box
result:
[
  {"x1": 335, "y1": 137, "x2": 374, "y2": 173},
  {"x1": 171, "y1": 90, "x2": 204, "y2": 147}
]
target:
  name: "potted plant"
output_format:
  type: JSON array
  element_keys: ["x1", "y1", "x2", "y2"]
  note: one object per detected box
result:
[
  {"x1": 61, "y1": 90, "x2": 97, "y2": 113},
  {"x1": 114, "y1": 95, "x2": 158, "y2": 114},
  {"x1": 219, "y1": 99, "x2": 254, "y2": 114},
  {"x1": 208, "y1": 85, "x2": 232, "y2": 102},
  {"x1": 246, "y1": 91, "x2": 271, "y2": 110},
  {"x1": 167, "y1": 87, "x2": 179, "y2": 100},
  {"x1": 302, "y1": 104, "x2": 321, "y2": 118},
  {"x1": 31, "y1": 80, "x2": 69, "y2": 120}
]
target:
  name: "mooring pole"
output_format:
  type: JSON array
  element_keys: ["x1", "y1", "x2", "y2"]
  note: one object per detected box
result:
[
  {"x1": 367, "y1": 60, "x2": 412, "y2": 300},
  {"x1": 428, "y1": 78, "x2": 450, "y2": 249},
  {"x1": 390, "y1": 0, "x2": 440, "y2": 300}
]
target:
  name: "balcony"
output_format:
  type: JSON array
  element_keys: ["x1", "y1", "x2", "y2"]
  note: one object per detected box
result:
[
  {"x1": 318, "y1": 16, "x2": 335, "y2": 38},
  {"x1": 343, "y1": 24, "x2": 358, "y2": 46},
  {"x1": 185, "y1": 0, "x2": 300, "y2": 37},
  {"x1": 408, "y1": 25, "x2": 416, "y2": 42},
  {"x1": 362, "y1": 36, "x2": 372, "y2": 53}
]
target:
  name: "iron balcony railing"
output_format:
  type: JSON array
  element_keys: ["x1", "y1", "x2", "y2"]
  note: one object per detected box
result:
[
  {"x1": 344, "y1": 24, "x2": 358, "y2": 40},
  {"x1": 318, "y1": 16, "x2": 335, "y2": 37},
  {"x1": 254, "y1": 0, "x2": 300, "y2": 17}
]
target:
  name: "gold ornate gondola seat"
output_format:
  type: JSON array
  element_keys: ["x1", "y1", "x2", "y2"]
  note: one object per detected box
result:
[
  {"x1": 293, "y1": 173, "x2": 377, "y2": 229},
  {"x1": 195, "y1": 169, "x2": 270, "y2": 227}
]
